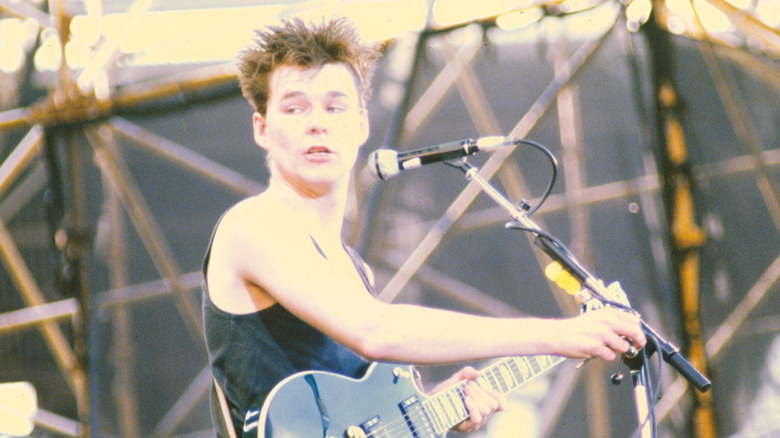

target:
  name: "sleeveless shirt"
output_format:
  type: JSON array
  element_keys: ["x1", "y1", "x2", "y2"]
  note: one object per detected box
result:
[{"x1": 202, "y1": 219, "x2": 373, "y2": 436}]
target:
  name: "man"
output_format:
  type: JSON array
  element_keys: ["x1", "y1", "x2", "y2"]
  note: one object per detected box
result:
[{"x1": 202, "y1": 17, "x2": 646, "y2": 437}]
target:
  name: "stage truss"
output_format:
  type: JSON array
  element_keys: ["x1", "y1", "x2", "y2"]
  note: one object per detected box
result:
[{"x1": 0, "y1": 0, "x2": 778, "y2": 437}]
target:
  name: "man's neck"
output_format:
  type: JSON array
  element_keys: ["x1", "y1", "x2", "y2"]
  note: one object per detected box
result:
[{"x1": 265, "y1": 176, "x2": 348, "y2": 237}]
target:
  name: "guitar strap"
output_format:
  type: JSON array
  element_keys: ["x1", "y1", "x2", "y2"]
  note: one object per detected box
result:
[
  {"x1": 344, "y1": 245, "x2": 377, "y2": 296},
  {"x1": 213, "y1": 378, "x2": 238, "y2": 438},
  {"x1": 304, "y1": 374, "x2": 331, "y2": 438}
]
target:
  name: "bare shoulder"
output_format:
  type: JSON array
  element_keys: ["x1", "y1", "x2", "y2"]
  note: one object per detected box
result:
[
  {"x1": 214, "y1": 194, "x2": 301, "y2": 250},
  {"x1": 206, "y1": 194, "x2": 308, "y2": 312},
  {"x1": 214, "y1": 193, "x2": 315, "y2": 271}
]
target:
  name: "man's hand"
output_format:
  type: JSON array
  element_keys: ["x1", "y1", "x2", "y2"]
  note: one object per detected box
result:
[
  {"x1": 557, "y1": 307, "x2": 647, "y2": 361},
  {"x1": 430, "y1": 366, "x2": 505, "y2": 434}
]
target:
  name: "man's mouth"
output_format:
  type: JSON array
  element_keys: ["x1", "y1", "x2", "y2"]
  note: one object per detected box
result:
[{"x1": 305, "y1": 146, "x2": 332, "y2": 155}]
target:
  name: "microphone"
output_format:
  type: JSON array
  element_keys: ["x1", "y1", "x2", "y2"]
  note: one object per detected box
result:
[{"x1": 367, "y1": 136, "x2": 519, "y2": 180}]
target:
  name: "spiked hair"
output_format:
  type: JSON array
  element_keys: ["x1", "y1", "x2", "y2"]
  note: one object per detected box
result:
[{"x1": 237, "y1": 17, "x2": 380, "y2": 115}]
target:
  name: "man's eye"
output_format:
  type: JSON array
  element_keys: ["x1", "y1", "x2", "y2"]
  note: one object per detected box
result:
[{"x1": 327, "y1": 105, "x2": 346, "y2": 113}]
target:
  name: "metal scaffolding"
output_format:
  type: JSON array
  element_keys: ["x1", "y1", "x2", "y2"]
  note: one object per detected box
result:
[{"x1": 0, "y1": 0, "x2": 778, "y2": 437}]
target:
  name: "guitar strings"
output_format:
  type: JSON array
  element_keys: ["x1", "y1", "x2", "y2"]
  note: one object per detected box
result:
[
  {"x1": 361, "y1": 357, "x2": 562, "y2": 437},
  {"x1": 364, "y1": 382, "x2": 470, "y2": 438},
  {"x1": 362, "y1": 360, "x2": 534, "y2": 437}
]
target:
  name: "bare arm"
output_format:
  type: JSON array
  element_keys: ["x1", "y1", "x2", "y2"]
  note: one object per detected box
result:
[{"x1": 208, "y1": 198, "x2": 645, "y2": 365}]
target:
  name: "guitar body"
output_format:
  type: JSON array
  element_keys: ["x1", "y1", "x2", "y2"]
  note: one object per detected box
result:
[
  {"x1": 256, "y1": 362, "x2": 443, "y2": 438},
  {"x1": 254, "y1": 355, "x2": 564, "y2": 437}
]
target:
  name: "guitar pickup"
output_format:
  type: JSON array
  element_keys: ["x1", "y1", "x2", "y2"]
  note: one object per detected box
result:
[
  {"x1": 399, "y1": 396, "x2": 432, "y2": 437},
  {"x1": 360, "y1": 416, "x2": 381, "y2": 434},
  {"x1": 400, "y1": 395, "x2": 419, "y2": 410}
]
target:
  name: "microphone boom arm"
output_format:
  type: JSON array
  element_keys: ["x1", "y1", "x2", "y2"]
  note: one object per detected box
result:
[{"x1": 452, "y1": 159, "x2": 712, "y2": 393}]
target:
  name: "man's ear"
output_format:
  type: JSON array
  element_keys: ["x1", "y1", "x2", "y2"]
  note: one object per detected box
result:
[{"x1": 252, "y1": 112, "x2": 269, "y2": 151}]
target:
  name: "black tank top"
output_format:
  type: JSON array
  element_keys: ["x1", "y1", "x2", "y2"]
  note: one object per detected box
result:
[{"x1": 202, "y1": 221, "x2": 373, "y2": 436}]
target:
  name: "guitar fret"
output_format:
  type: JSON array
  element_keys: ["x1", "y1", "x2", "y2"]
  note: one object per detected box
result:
[
  {"x1": 421, "y1": 400, "x2": 447, "y2": 436},
  {"x1": 440, "y1": 393, "x2": 453, "y2": 425},
  {"x1": 442, "y1": 390, "x2": 461, "y2": 425},
  {"x1": 438, "y1": 396, "x2": 452, "y2": 426},
  {"x1": 477, "y1": 374, "x2": 490, "y2": 392},
  {"x1": 481, "y1": 370, "x2": 495, "y2": 392},
  {"x1": 426, "y1": 356, "x2": 563, "y2": 433},
  {"x1": 431, "y1": 396, "x2": 457, "y2": 433},
  {"x1": 421, "y1": 356, "x2": 566, "y2": 435},
  {"x1": 529, "y1": 356, "x2": 543, "y2": 374},
  {"x1": 515, "y1": 357, "x2": 532, "y2": 380},
  {"x1": 428, "y1": 356, "x2": 568, "y2": 429},
  {"x1": 508, "y1": 360, "x2": 523, "y2": 385},
  {"x1": 497, "y1": 361, "x2": 517, "y2": 392},
  {"x1": 427, "y1": 401, "x2": 444, "y2": 432},
  {"x1": 487, "y1": 368, "x2": 502, "y2": 393},
  {"x1": 449, "y1": 388, "x2": 468, "y2": 421},
  {"x1": 494, "y1": 370, "x2": 504, "y2": 392}
]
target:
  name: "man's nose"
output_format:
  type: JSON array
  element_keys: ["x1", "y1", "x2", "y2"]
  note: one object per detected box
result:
[{"x1": 307, "y1": 106, "x2": 328, "y2": 133}]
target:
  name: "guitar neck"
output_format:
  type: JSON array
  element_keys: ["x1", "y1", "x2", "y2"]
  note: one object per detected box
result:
[{"x1": 422, "y1": 355, "x2": 565, "y2": 433}]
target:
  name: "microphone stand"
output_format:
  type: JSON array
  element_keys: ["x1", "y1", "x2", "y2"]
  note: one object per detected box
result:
[{"x1": 449, "y1": 159, "x2": 711, "y2": 437}]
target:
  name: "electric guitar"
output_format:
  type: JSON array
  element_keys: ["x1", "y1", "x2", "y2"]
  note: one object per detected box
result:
[{"x1": 251, "y1": 354, "x2": 564, "y2": 437}]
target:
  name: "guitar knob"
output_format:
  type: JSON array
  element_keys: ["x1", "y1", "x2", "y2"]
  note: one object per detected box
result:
[
  {"x1": 393, "y1": 367, "x2": 411, "y2": 380},
  {"x1": 345, "y1": 425, "x2": 367, "y2": 438}
]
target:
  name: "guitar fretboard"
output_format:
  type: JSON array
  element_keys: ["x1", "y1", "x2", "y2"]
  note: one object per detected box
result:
[{"x1": 421, "y1": 355, "x2": 565, "y2": 435}]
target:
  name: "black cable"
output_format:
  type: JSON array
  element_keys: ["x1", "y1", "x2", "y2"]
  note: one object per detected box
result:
[
  {"x1": 515, "y1": 139, "x2": 558, "y2": 216},
  {"x1": 627, "y1": 333, "x2": 663, "y2": 438},
  {"x1": 506, "y1": 223, "x2": 637, "y2": 314},
  {"x1": 489, "y1": 138, "x2": 665, "y2": 437},
  {"x1": 445, "y1": 137, "x2": 558, "y2": 214}
]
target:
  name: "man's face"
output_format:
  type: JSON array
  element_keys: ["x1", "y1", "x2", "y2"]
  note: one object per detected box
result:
[{"x1": 254, "y1": 63, "x2": 369, "y2": 195}]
